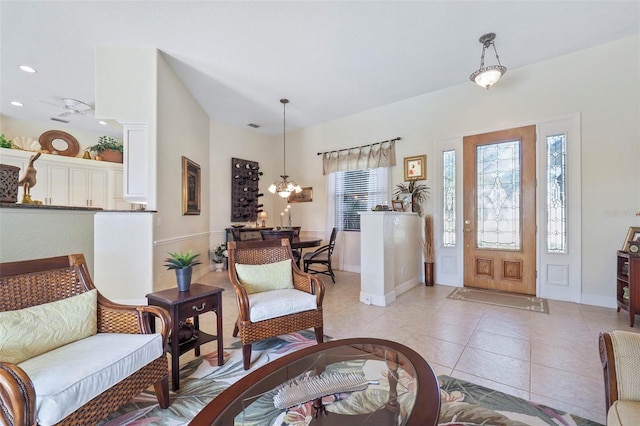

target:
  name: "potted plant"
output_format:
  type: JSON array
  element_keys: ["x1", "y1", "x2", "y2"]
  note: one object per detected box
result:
[
  {"x1": 87, "y1": 136, "x2": 123, "y2": 163},
  {"x1": 164, "y1": 249, "x2": 202, "y2": 291},
  {"x1": 0, "y1": 134, "x2": 12, "y2": 149},
  {"x1": 393, "y1": 179, "x2": 430, "y2": 216},
  {"x1": 211, "y1": 243, "x2": 228, "y2": 272}
]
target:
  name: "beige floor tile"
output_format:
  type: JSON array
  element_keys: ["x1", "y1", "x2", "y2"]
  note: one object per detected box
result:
[
  {"x1": 467, "y1": 330, "x2": 531, "y2": 361},
  {"x1": 450, "y1": 370, "x2": 530, "y2": 400},
  {"x1": 530, "y1": 363, "x2": 605, "y2": 414},
  {"x1": 455, "y1": 347, "x2": 530, "y2": 391},
  {"x1": 475, "y1": 315, "x2": 531, "y2": 340},
  {"x1": 184, "y1": 268, "x2": 617, "y2": 423},
  {"x1": 401, "y1": 334, "x2": 465, "y2": 369},
  {"x1": 413, "y1": 321, "x2": 475, "y2": 346},
  {"x1": 431, "y1": 307, "x2": 483, "y2": 329},
  {"x1": 531, "y1": 340, "x2": 602, "y2": 379}
]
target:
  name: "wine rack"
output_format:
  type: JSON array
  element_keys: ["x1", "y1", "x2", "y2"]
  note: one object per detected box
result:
[{"x1": 230, "y1": 157, "x2": 263, "y2": 222}]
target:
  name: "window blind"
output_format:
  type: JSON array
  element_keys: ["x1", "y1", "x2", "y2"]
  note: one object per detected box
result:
[{"x1": 334, "y1": 167, "x2": 389, "y2": 231}]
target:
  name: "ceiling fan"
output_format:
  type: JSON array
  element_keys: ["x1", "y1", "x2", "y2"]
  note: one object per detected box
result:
[{"x1": 41, "y1": 97, "x2": 94, "y2": 123}]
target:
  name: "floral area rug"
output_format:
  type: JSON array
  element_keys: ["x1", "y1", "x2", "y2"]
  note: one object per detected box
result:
[{"x1": 99, "y1": 331, "x2": 602, "y2": 426}]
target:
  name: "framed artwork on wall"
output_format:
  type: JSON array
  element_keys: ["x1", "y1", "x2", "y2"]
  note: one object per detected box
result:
[
  {"x1": 182, "y1": 156, "x2": 201, "y2": 215},
  {"x1": 622, "y1": 227, "x2": 640, "y2": 252},
  {"x1": 404, "y1": 155, "x2": 426, "y2": 180},
  {"x1": 288, "y1": 187, "x2": 313, "y2": 203}
]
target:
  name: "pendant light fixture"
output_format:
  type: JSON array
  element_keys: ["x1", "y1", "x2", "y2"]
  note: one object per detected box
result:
[
  {"x1": 470, "y1": 33, "x2": 507, "y2": 89},
  {"x1": 268, "y1": 99, "x2": 302, "y2": 198}
]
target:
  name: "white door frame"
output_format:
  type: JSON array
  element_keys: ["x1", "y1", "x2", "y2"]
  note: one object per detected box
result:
[{"x1": 432, "y1": 114, "x2": 582, "y2": 302}]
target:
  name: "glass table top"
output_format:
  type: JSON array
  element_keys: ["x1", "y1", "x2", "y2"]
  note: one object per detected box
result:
[{"x1": 191, "y1": 338, "x2": 440, "y2": 426}]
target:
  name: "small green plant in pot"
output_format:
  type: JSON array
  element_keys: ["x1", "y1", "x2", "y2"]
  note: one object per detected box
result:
[
  {"x1": 164, "y1": 250, "x2": 201, "y2": 292},
  {"x1": 212, "y1": 243, "x2": 228, "y2": 272},
  {"x1": 88, "y1": 136, "x2": 123, "y2": 163}
]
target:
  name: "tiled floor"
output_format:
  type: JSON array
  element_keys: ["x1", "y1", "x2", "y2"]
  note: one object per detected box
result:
[{"x1": 187, "y1": 269, "x2": 639, "y2": 424}]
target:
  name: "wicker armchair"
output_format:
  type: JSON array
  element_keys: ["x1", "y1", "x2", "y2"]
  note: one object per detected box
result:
[
  {"x1": 227, "y1": 239, "x2": 325, "y2": 369},
  {"x1": 0, "y1": 254, "x2": 171, "y2": 426},
  {"x1": 599, "y1": 331, "x2": 640, "y2": 425}
]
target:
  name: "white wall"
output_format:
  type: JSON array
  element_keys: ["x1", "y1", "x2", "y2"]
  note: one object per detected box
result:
[
  {"x1": 284, "y1": 35, "x2": 640, "y2": 304},
  {"x1": 208, "y1": 120, "x2": 276, "y2": 244},
  {"x1": 0, "y1": 208, "x2": 95, "y2": 273},
  {"x1": 154, "y1": 52, "x2": 210, "y2": 290}
]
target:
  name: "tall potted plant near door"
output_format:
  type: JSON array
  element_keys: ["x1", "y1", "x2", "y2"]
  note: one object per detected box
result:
[
  {"x1": 164, "y1": 250, "x2": 201, "y2": 292},
  {"x1": 423, "y1": 215, "x2": 435, "y2": 286}
]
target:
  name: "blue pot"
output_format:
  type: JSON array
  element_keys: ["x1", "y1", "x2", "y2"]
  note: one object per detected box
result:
[{"x1": 175, "y1": 267, "x2": 192, "y2": 292}]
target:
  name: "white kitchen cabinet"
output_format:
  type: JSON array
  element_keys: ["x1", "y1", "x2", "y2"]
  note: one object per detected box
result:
[
  {"x1": 70, "y1": 167, "x2": 108, "y2": 208},
  {"x1": 0, "y1": 148, "x2": 126, "y2": 209},
  {"x1": 0, "y1": 152, "x2": 68, "y2": 205},
  {"x1": 35, "y1": 164, "x2": 70, "y2": 206},
  {"x1": 111, "y1": 170, "x2": 133, "y2": 210}
]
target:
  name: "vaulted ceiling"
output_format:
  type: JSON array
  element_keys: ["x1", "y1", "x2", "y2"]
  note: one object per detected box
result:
[{"x1": 1, "y1": 1, "x2": 638, "y2": 137}]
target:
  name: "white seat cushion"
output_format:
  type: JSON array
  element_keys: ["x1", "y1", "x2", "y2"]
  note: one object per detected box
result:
[
  {"x1": 18, "y1": 333, "x2": 163, "y2": 426},
  {"x1": 248, "y1": 288, "x2": 317, "y2": 322}
]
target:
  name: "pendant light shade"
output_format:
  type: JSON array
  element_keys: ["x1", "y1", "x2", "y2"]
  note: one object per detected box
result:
[
  {"x1": 268, "y1": 99, "x2": 302, "y2": 198},
  {"x1": 470, "y1": 33, "x2": 507, "y2": 89}
]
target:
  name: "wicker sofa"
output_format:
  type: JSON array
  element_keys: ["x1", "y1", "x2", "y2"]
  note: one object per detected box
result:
[
  {"x1": 0, "y1": 254, "x2": 171, "y2": 426},
  {"x1": 599, "y1": 330, "x2": 640, "y2": 425}
]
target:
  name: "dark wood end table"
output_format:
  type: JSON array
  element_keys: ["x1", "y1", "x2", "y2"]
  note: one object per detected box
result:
[{"x1": 146, "y1": 283, "x2": 224, "y2": 390}]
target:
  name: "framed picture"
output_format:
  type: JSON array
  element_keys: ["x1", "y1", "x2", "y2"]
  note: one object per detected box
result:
[
  {"x1": 404, "y1": 155, "x2": 426, "y2": 180},
  {"x1": 397, "y1": 193, "x2": 412, "y2": 212},
  {"x1": 392, "y1": 200, "x2": 404, "y2": 212},
  {"x1": 622, "y1": 227, "x2": 640, "y2": 251},
  {"x1": 288, "y1": 187, "x2": 313, "y2": 203},
  {"x1": 182, "y1": 156, "x2": 201, "y2": 215}
]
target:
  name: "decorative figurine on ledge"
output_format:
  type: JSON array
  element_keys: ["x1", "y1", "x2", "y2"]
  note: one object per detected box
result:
[{"x1": 18, "y1": 152, "x2": 43, "y2": 204}]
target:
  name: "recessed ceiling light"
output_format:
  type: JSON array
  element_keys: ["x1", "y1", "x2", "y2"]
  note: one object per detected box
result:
[
  {"x1": 10, "y1": 101, "x2": 23, "y2": 107},
  {"x1": 19, "y1": 65, "x2": 36, "y2": 73},
  {"x1": 99, "y1": 120, "x2": 107, "y2": 125}
]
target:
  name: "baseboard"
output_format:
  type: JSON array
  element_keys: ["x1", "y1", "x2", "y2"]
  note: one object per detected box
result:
[{"x1": 580, "y1": 293, "x2": 617, "y2": 309}]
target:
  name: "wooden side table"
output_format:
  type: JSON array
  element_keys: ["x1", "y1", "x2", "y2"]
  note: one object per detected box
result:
[{"x1": 146, "y1": 283, "x2": 224, "y2": 390}]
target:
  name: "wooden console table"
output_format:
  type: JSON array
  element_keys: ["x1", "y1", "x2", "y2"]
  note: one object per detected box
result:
[{"x1": 146, "y1": 284, "x2": 224, "y2": 390}]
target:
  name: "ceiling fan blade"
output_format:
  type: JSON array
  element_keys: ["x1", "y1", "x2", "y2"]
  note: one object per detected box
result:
[
  {"x1": 57, "y1": 111, "x2": 73, "y2": 117},
  {"x1": 78, "y1": 109, "x2": 95, "y2": 117},
  {"x1": 39, "y1": 99, "x2": 64, "y2": 108}
]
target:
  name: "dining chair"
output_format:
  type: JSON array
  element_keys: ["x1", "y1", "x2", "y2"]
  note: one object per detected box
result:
[
  {"x1": 261, "y1": 229, "x2": 299, "y2": 264},
  {"x1": 303, "y1": 228, "x2": 338, "y2": 283}
]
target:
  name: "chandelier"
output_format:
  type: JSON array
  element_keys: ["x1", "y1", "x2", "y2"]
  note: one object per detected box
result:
[
  {"x1": 469, "y1": 33, "x2": 507, "y2": 89},
  {"x1": 268, "y1": 98, "x2": 302, "y2": 198}
]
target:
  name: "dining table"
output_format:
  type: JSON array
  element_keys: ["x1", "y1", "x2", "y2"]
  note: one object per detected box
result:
[{"x1": 291, "y1": 237, "x2": 322, "y2": 268}]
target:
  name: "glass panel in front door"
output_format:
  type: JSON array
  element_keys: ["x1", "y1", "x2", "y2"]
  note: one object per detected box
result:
[{"x1": 476, "y1": 140, "x2": 521, "y2": 251}]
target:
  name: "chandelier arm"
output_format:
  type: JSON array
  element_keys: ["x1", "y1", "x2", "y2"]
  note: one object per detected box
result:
[
  {"x1": 283, "y1": 100, "x2": 286, "y2": 176},
  {"x1": 492, "y1": 42, "x2": 503, "y2": 66},
  {"x1": 479, "y1": 44, "x2": 487, "y2": 68}
]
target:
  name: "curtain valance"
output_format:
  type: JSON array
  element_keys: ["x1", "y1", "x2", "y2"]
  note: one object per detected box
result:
[{"x1": 320, "y1": 137, "x2": 399, "y2": 175}]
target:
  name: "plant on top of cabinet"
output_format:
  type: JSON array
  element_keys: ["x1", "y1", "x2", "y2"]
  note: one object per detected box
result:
[
  {"x1": 393, "y1": 179, "x2": 430, "y2": 216},
  {"x1": 88, "y1": 136, "x2": 123, "y2": 163},
  {"x1": 0, "y1": 134, "x2": 12, "y2": 149}
]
